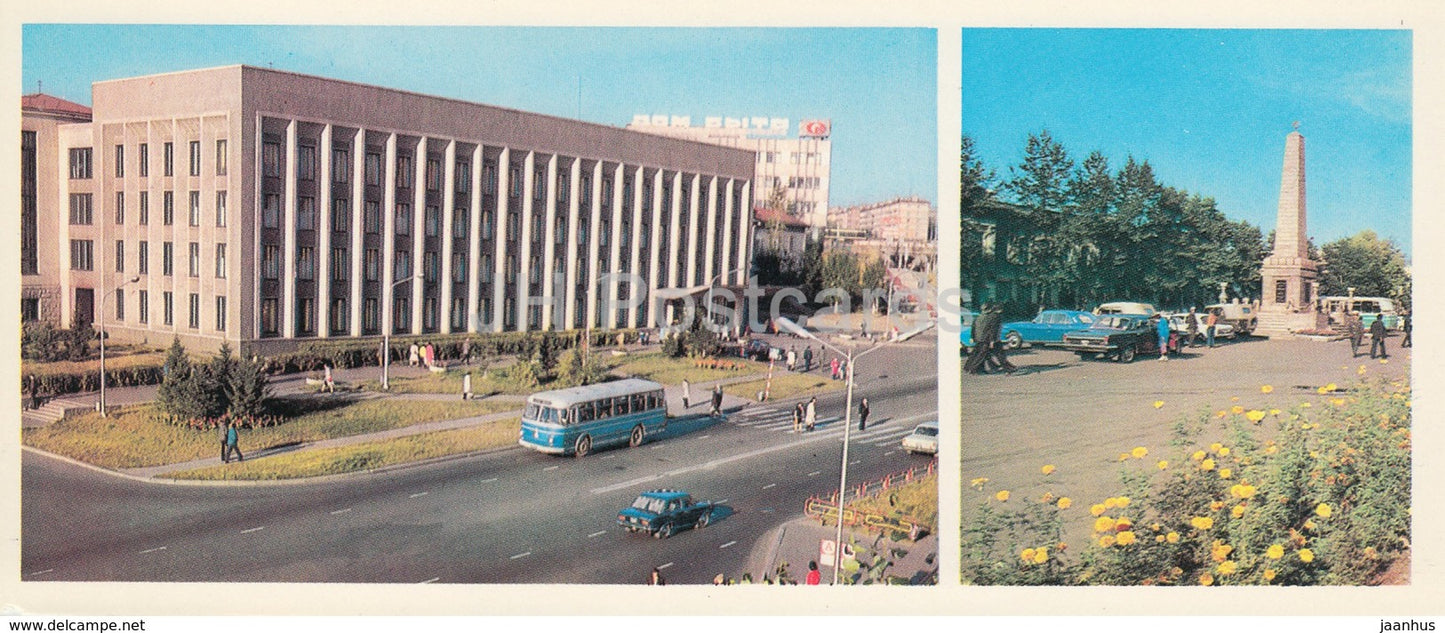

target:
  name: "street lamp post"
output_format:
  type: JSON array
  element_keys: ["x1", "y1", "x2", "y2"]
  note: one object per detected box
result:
[
  {"x1": 98, "y1": 275, "x2": 141, "y2": 417},
  {"x1": 381, "y1": 274, "x2": 424, "y2": 390},
  {"x1": 775, "y1": 317, "x2": 932, "y2": 584}
]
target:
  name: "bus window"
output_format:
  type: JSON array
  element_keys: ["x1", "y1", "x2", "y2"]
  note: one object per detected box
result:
[
  {"x1": 615, "y1": 396, "x2": 630, "y2": 416},
  {"x1": 577, "y1": 402, "x2": 594, "y2": 423},
  {"x1": 524, "y1": 403, "x2": 541, "y2": 420},
  {"x1": 597, "y1": 398, "x2": 612, "y2": 418},
  {"x1": 632, "y1": 394, "x2": 646, "y2": 412}
]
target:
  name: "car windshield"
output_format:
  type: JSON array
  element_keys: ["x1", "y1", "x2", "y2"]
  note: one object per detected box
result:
[
  {"x1": 962, "y1": 312, "x2": 977, "y2": 326},
  {"x1": 1094, "y1": 316, "x2": 1134, "y2": 329},
  {"x1": 914, "y1": 426, "x2": 938, "y2": 437},
  {"x1": 631, "y1": 496, "x2": 669, "y2": 514}
]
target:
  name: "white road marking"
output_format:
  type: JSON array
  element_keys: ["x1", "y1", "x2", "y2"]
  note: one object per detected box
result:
[
  {"x1": 884, "y1": 451, "x2": 897, "y2": 456},
  {"x1": 720, "y1": 541, "x2": 737, "y2": 549},
  {"x1": 762, "y1": 483, "x2": 776, "y2": 489},
  {"x1": 807, "y1": 471, "x2": 822, "y2": 477},
  {"x1": 420, "y1": 577, "x2": 440, "y2": 584},
  {"x1": 330, "y1": 508, "x2": 352, "y2": 515},
  {"x1": 410, "y1": 492, "x2": 429, "y2": 498},
  {"x1": 139, "y1": 547, "x2": 167, "y2": 554},
  {"x1": 510, "y1": 551, "x2": 532, "y2": 560},
  {"x1": 651, "y1": 444, "x2": 663, "y2": 450},
  {"x1": 850, "y1": 460, "x2": 861, "y2": 465},
  {"x1": 241, "y1": 527, "x2": 265, "y2": 534},
  {"x1": 699, "y1": 435, "x2": 710, "y2": 439},
  {"x1": 752, "y1": 407, "x2": 778, "y2": 415},
  {"x1": 658, "y1": 562, "x2": 675, "y2": 570},
  {"x1": 716, "y1": 499, "x2": 729, "y2": 504},
  {"x1": 543, "y1": 466, "x2": 559, "y2": 472},
  {"x1": 481, "y1": 477, "x2": 499, "y2": 483},
  {"x1": 588, "y1": 531, "x2": 607, "y2": 538},
  {"x1": 29, "y1": 569, "x2": 54, "y2": 577},
  {"x1": 602, "y1": 455, "x2": 616, "y2": 460}
]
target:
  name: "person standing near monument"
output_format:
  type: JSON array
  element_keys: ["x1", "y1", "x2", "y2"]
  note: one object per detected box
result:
[
  {"x1": 1185, "y1": 307, "x2": 1200, "y2": 347},
  {"x1": 1205, "y1": 309, "x2": 1219, "y2": 348},
  {"x1": 1402, "y1": 312, "x2": 1412, "y2": 348},
  {"x1": 1155, "y1": 314, "x2": 1171, "y2": 361},
  {"x1": 1369, "y1": 315, "x2": 1389, "y2": 359},
  {"x1": 1347, "y1": 312, "x2": 1364, "y2": 357}
]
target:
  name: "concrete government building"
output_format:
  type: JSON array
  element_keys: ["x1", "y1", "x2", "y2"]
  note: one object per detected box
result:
[{"x1": 21, "y1": 65, "x2": 757, "y2": 353}]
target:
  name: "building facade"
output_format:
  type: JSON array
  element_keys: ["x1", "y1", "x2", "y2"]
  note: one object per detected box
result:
[
  {"x1": 37, "y1": 65, "x2": 755, "y2": 353},
  {"x1": 826, "y1": 196, "x2": 934, "y2": 245},
  {"x1": 21, "y1": 93, "x2": 93, "y2": 326},
  {"x1": 627, "y1": 115, "x2": 830, "y2": 227}
]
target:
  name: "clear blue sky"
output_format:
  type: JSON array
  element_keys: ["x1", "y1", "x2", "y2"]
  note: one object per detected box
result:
[
  {"x1": 22, "y1": 25, "x2": 937, "y2": 208},
  {"x1": 962, "y1": 29, "x2": 1412, "y2": 257}
]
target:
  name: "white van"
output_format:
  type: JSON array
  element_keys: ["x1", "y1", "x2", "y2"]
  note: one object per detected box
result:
[
  {"x1": 1204, "y1": 303, "x2": 1257, "y2": 336},
  {"x1": 1320, "y1": 296, "x2": 1402, "y2": 330}
]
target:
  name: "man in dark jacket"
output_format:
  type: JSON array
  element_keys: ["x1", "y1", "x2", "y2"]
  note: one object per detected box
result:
[
  {"x1": 983, "y1": 304, "x2": 1017, "y2": 373},
  {"x1": 964, "y1": 304, "x2": 996, "y2": 374},
  {"x1": 1369, "y1": 316, "x2": 1389, "y2": 359}
]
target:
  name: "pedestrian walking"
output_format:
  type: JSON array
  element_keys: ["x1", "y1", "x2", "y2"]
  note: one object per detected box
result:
[
  {"x1": 323, "y1": 364, "x2": 335, "y2": 393},
  {"x1": 461, "y1": 337, "x2": 473, "y2": 365},
  {"x1": 711, "y1": 384, "x2": 723, "y2": 417},
  {"x1": 786, "y1": 347, "x2": 797, "y2": 372},
  {"x1": 217, "y1": 419, "x2": 229, "y2": 462},
  {"x1": 805, "y1": 561, "x2": 821, "y2": 585},
  {"x1": 981, "y1": 304, "x2": 1016, "y2": 373},
  {"x1": 24, "y1": 374, "x2": 38, "y2": 411},
  {"x1": 1347, "y1": 312, "x2": 1364, "y2": 357},
  {"x1": 462, "y1": 372, "x2": 473, "y2": 400},
  {"x1": 681, "y1": 378, "x2": 691, "y2": 409},
  {"x1": 1186, "y1": 307, "x2": 1199, "y2": 347},
  {"x1": 803, "y1": 346, "x2": 813, "y2": 372},
  {"x1": 425, "y1": 343, "x2": 436, "y2": 368},
  {"x1": 1402, "y1": 312, "x2": 1412, "y2": 348},
  {"x1": 805, "y1": 397, "x2": 817, "y2": 432},
  {"x1": 223, "y1": 421, "x2": 244, "y2": 463},
  {"x1": 830, "y1": 357, "x2": 840, "y2": 380},
  {"x1": 858, "y1": 397, "x2": 870, "y2": 431},
  {"x1": 1370, "y1": 316, "x2": 1389, "y2": 359},
  {"x1": 409, "y1": 343, "x2": 420, "y2": 367},
  {"x1": 649, "y1": 567, "x2": 666, "y2": 586},
  {"x1": 792, "y1": 402, "x2": 804, "y2": 433},
  {"x1": 1155, "y1": 314, "x2": 1171, "y2": 361},
  {"x1": 964, "y1": 304, "x2": 995, "y2": 375}
]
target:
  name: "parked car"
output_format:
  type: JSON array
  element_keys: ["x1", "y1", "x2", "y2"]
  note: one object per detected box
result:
[
  {"x1": 1000, "y1": 309, "x2": 1097, "y2": 349},
  {"x1": 1166, "y1": 312, "x2": 1237, "y2": 344},
  {"x1": 1204, "y1": 302, "x2": 1258, "y2": 336},
  {"x1": 740, "y1": 338, "x2": 776, "y2": 361},
  {"x1": 959, "y1": 310, "x2": 979, "y2": 355},
  {"x1": 901, "y1": 420, "x2": 939, "y2": 455},
  {"x1": 617, "y1": 489, "x2": 714, "y2": 539},
  {"x1": 1094, "y1": 301, "x2": 1158, "y2": 317},
  {"x1": 1060, "y1": 314, "x2": 1179, "y2": 363}
]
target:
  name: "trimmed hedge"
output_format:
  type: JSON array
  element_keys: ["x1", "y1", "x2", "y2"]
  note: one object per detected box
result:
[
  {"x1": 25, "y1": 365, "x2": 166, "y2": 399},
  {"x1": 256, "y1": 329, "x2": 642, "y2": 374}
]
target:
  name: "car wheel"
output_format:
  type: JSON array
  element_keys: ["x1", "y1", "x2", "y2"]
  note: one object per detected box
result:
[
  {"x1": 628, "y1": 425, "x2": 645, "y2": 448},
  {"x1": 1005, "y1": 331, "x2": 1023, "y2": 350},
  {"x1": 696, "y1": 511, "x2": 710, "y2": 529},
  {"x1": 654, "y1": 522, "x2": 674, "y2": 539},
  {"x1": 1118, "y1": 346, "x2": 1136, "y2": 363},
  {"x1": 574, "y1": 434, "x2": 592, "y2": 458}
]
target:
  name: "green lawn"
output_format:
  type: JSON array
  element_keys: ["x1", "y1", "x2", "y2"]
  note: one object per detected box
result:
[
  {"x1": 22, "y1": 397, "x2": 515, "y2": 469},
  {"x1": 163, "y1": 417, "x2": 522, "y2": 481},
  {"x1": 605, "y1": 351, "x2": 766, "y2": 386},
  {"x1": 21, "y1": 347, "x2": 169, "y2": 378},
  {"x1": 723, "y1": 372, "x2": 844, "y2": 402}
]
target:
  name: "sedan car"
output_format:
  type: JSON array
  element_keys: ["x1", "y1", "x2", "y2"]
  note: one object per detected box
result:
[
  {"x1": 617, "y1": 489, "x2": 714, "y2": 539},
  {"x1": 1000, "y1": 310, "x2": 1097, "y2": 349},
  {"x1": 740, "y1": 338, "x2": 777, "y2": 361},
  {"x1": 1166, "y1": 313, "x2": 1236, "y2": 345},
  {"x1": 1060, "y1": 314, "x2": 1179, "y2": 363},
  {"x1": 901, "y1": 420, "x2": 939, "y2": 455}
]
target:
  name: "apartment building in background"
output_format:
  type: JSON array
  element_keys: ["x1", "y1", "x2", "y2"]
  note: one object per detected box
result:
[{"x1": 24, "y1": 65, "x2": 756, "y2": 353}]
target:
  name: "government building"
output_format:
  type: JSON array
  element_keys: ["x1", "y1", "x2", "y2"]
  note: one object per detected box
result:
[{"x1": 21, "y1": 65, "x2": 757, "y2": 353}]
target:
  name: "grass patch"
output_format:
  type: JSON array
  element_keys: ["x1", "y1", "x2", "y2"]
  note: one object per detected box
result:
[
  {"x1": 849, "y1": 472, "x2": 939, "y2": 534},
  {"x1": 22, "y1": 397, "x2": 515, "y2": 469},
  {"x1": 723, "y1": 373, "x2": 844, "y2": 401},
  {"x1": 357, "y1": 367, "x2": 536, "y2": 396},
  {"x1": 163, "y1": 417, "x2": 522, "y2": 480},
  {"x1": 606, "y1": 352, "x2": 767, "y2": 386},
  {"x1": 21, "y1": 348, "x2": 169, "y2": 378}
]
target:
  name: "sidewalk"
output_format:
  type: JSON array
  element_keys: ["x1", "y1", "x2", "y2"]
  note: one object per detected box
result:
[{"x1": 741, "y1": 516, "x2": 938, "y2": 585}]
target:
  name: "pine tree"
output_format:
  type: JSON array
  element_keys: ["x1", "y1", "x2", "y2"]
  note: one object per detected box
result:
[{"x1": 227, "y1": 356, "x2": 272, "y2": 419}]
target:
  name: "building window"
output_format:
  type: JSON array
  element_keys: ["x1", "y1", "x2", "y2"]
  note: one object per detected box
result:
[
  {"x1": 451, "y1": 297, "x2": 466, "y2": 331},
  {"x1": 534, "y1": 168, "x2": 546, "y2": 201},
  {"x1": 215, "y1": 296, "x2": 227, "y2": 332},
  {"x1": 298, "y1": 145, "x2": 317, "y2": 181},
  {"x1": 115, "y1": 192, "x2": 125, "y2": 224},
  {"x1": 332, "y1": 247, "x2": 348, "y2": 282},
  {"x1": 115, "y1": 144, "x2": 125, "y2": 178},
  {"x1": 456, "y1": 161, "x2": 470, "y2": 193},
  {"x1": 481, "y1": 210, "x2": 493, "y2": 240},
  {"x1": 364, "y1": 200, "x2": 380, "y2": 233},
  {"x1": 216, "y1": 192, "x2": 227, "y2": 227},
  {"x1": 331, "y1": 198, "x2": 348, "y2": 232},
  {"x1": 452, "y1": 252, "x2": 467, "y2": 283},
  {"x1": 163, "y1": 142, "x2": 174, "y2": 177},
  {"x1": 509, "y1": 165, "x2": 522, "y2": 197},
  {"x1": 260, "y1": 297, "x2": 277, "y2": 335},
  {"x1": 189, "y1": 140, "x2": 201, "y2": 177},
  {"x1": 453, "y1": 208, "x2": 468, "y2": 239},
  {"x1": 188, "y1": 293, "x2": 200, "y2": 329},
  {"x1": 364, "y1": 297, "x2": 379, "y2": 332},
  {"x1": 138, "y1": 290, "x2": 148, "y2": 324},
  {"x1": 162, "y1": 242, "x2": 174, "y2": 276},
  {"x1": 396, "y1": 154, "x2": 413, "y2": 189},
  {"x1": 215, "y1": 244, "x2": 227, "y2": 279},
  {"x1": 263, "y1": 142, "x2": 281, "y2": 178},
  {"x1": 505, "y1": 255, "x2": 516, "y2": 284},
  {"x1": 163, "y1": 291, "x2": 174, "y2": 326},
  {"x1": 139, "y1": 143, "x2": 149, "y2": 177},
  {"x1": 424, "y1": 251, "x2": 438, "y2": 282},
  {"x1": 188, "y1": 242, "x2": 200, "y2": 277},
  {"x1": 138, "y1": 241, "x2": 149, "y2": 274},
  {"x1": 139, "y1": 191, "x2": 149, "y2": 225},
  {"x1": 262, "y1": 244, "x2": 279, "y2": 279},
  {"x1": 426, "y1": 158, "x2": 441, "y2": 191},
  {"x1": 263, "y1": 194, "x2": 281, "y2": 228},
  {"x1": 163, "y1": 191, "x2": 174, "y2": 225},
  {"x1": 479, "y1": 254, "x2": 492, "y2": 278},
  {"x1": 394, "y1": 297, "x2": 410, "y2": 333},
  {"x1": 298, "y1": 197, "x2": 316, "y2": 230},
  {"x1": 69, "y1": 148, "x2": 92, "y2": 179},
  {"x1": 365, "y1": 248, "x2": 379, "y2": 281},
  {"x1": 115, "y1": 240, "x2": 125, "y2": 273},
  {"x1": 395, "y1": 251, "x2": 412, "y2": 280},
  {"x1": 581, "y1": 174, "x2": 592, "y2": 207},
  {"x1": 298, "y1": 246, "x2": 315, "y2": 280},
  {"x1": 69, "y1": 240, "x2": 93, "y2": 271},
  {"x1": 114, "y1": 288, "x2": 125, "y2": 321},
  {"x1": 69, "y1": 194, "x2": 93, "y2": 225},
  {"x1": 365, "y1": 152, "x2": 382, "y2": 186},
  {"x1": 423, "y1": 297, "x2": 438, "y2": 330},
  {"x1": 216, "y1": 139, "x2": 227, "y2": 176},
  {"x1": 297, "y1": 298, "x2": 315, "y2": 335},
  {"x1": 330, "y1": 298, "x2": 348, "y2": 334},
  {"x1": 396, "y1": 204, "x2": 411, "y2": 235},
  {"x1": 189, "y1": 191, "x2": 201, "y2": 226},
  {"x1": 425, "y1": 205, "x2": 439, "y2": 237},
  {"x1": 333, "y1": 148, "x2": 350, "y2": 183},
  {"x1": 483, "y1": 163, "x2": 497, "y2": 194}
]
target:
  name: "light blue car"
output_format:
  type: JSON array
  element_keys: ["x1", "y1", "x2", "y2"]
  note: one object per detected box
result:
[{"x1": 1000, "y1": 310, "x2": 1098, "y2": 349}]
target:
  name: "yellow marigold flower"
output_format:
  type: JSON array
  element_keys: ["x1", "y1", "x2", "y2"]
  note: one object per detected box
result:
[
  {"x1": 1199, "y1": 572, "x2": 1214, "y2": 586},
  {"x1": 1380, "y1": 359, "x2": 1388, "y2": 364},
  {"x1": 1033, "y1": 548, "x2": 1048, "y2": 564},
  {"x1": 1231, "y1": 504, "x2": 1246, "y2": 519},
  {"x1": 1299, "y1": 548, "x2": 1315, "y2": 563},
  {"x1": 1156, "y1": 535, "x2": 1166, "y2": 543},
  {"x1": 1210, "y1": 500, "x2": 1225, "y2": 512},
  {"x1": 1266, "y1": 544, "x2": 1284, "y2": 559},
  {"x1": 1040, "y1": 492, "x2": 1055, "y2": 504},
  {"x1": 1210, "y1": 442, "x2": 1224, "y2": 452},
  {"x1": 1231, "y1": 396, "x2": 1240, "y2": 402},
  {"x1": 1269, "y1": 408, "x2": 1281, "y2": 416},
  {"x1": 970, "y1": 477, "x2": 990, "y2": 490},
  {"x1": 1217, "y1": 560, "x2": 1238, "y2": 576},
  {"x1": 1211, "y1": 542, "x2": 1233, "y2": 562},
  {"x1": 1219, "y1": 468, "x2": 1233, "y2": 480},
  {"x1": 1167, "y1": 531, "x2": 1180, "y2": 543},
  {"x1": 1261, "y1": 385, "x2": 1274, "y2": 394},
  {"x1": 1115, "y1": 517, "x2": 1134, "y2": 531},
  {"x1": 1020, "y1": 548, "x2": 1035, "y2": 562},
  {"x1": 1358, "y1": 367, "x2": 1367, "y2": 375},
  {"x1": 1132, "y1": 446, "x2": 1148, "y2": 459},
  {"x1": 1301, "y1": 402, "x2": 1312, "y2": 408},
  {"x1": 1246, "y1": 409, "x2": 1266, "y2": 423},
  {"x1": 1303, "y1": 519, "x2": 1317, "y2": 531},
  {"x1": 1098, "y1": 535, "x2": 1116, "y2": 548},
  {"x1": 1057, "y1": 497, "x2": 1073, "y2": 510},
  {"x1": 1153, "y1": 400, "x2": 1165, "y2": 409},
  {"x1": 1118, "y1": 453, "x2": 1131, "y2": 462},
  {"x1": 1157, "y1": 460, "x2": 1169, "y2": 470},
  {"x1": 1201, "y1": 458, "x2": 1216, "y2": 471},
  {"x1": 1332, "y1": 398, "x2": 1346, "y2": 407},
  {"x1": 1264, "y1": 568, "x2": 1277, "y2": 581},
  {"x1": 1116, "y1": 496, "x2": 1131, "y2": 508},
  {"x1": 1234, "y1": 484, "x2": 1257, "y2": 499},
  {"x1": 1216, "y1": 410, "x2": 1228, "y2": 418},
  {"x1": 1090, "y1": 503, "x2": 1107, "y2": 517},
  {"x1": 1191, "y1": 516, "x2": 1215, "y2": 530},
  {"x1": 1219, "y1": 447, "x2": 1231, "y2": 456},
  {"x1": 995, "y1": 490, "x2": 1010, "y2": 502},
  {"x1": 1041, "y1": 464, "x2": 1055, "y2": 476},
  {"x1": 1094, "y1": 517, "x2": 1116, "y2": 533},
  {"x1": 1192, "y1": 450, "x2": 1206, "y2": 461},
  {"x1": 1116, "y1": 531, "x2": 1137, "y2": 546},
  {"x1": 1315, "y1": 503, "x2": 1332, "y2": 518},
  {"x1": 1230, "y1": 405, "x2": 1245, "y2": 415},
  {"x1": 1265, "y1": 445, "x2": 1279, "y2": 455}
]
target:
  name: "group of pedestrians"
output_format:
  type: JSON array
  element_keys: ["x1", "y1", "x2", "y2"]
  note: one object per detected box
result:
[
  {"x1": 1340, "y1": 311, "x2": 1401, "y2": 359},
  {"x1": 964, "y1": 303, "x2": 1016, "y2": 375},
  {"x1": 680, "y1": 379, "x2": 725, "y2": 416}
]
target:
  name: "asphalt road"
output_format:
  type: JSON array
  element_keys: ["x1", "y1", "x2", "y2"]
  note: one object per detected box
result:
[
  {"x1": 962, "y1": 334, "x2": 1410, "y2": 539},
  {"x1": 22, "y1": 343, "x2": 937, "y2": 585}
]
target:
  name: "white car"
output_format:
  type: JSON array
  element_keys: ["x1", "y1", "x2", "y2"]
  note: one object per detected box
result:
[
  {"x1": 1166, "y1": 313, "x2": 1237, "y2": 342},
  {"x1": 901, "y1": 421, "x2": 939, "y2": 455}
]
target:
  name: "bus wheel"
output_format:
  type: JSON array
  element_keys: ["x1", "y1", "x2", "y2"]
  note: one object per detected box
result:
[
  {"x1": 629, "y1": 425, "x2": 645, "y2": 448},
  {"x1": 574, "y1": 434, "x2": 592, "y2": 458}
]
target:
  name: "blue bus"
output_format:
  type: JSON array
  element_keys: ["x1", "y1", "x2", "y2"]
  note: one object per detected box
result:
[{"x1": 519, "y1": 378, "x2": 668, "y2": 457}]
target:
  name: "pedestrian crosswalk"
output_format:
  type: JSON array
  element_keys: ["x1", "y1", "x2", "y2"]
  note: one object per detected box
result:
[{"x1": 727, "y1": 406, "x2": 919, "y2": 447}]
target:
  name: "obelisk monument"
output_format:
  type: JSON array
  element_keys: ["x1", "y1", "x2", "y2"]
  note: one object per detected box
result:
[{"x1": 1257, "y1": 124, "x2": 1324, "y2": 336}]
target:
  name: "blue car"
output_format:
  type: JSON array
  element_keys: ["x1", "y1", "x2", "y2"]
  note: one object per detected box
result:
[
  {"x1": 617, "y1": 489, "x2": 714, "y2": 539},
  {"x1": 1000, "y1": 310, "x2": 1098, "y2": 349},
  {"x1": 959, "y1": 310, "x2": 979, "y2": 354}
]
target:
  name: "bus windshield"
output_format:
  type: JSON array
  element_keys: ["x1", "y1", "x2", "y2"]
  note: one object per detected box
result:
[{"x1": 524, "y1": 403, "x2": 566, "y2": 425}]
